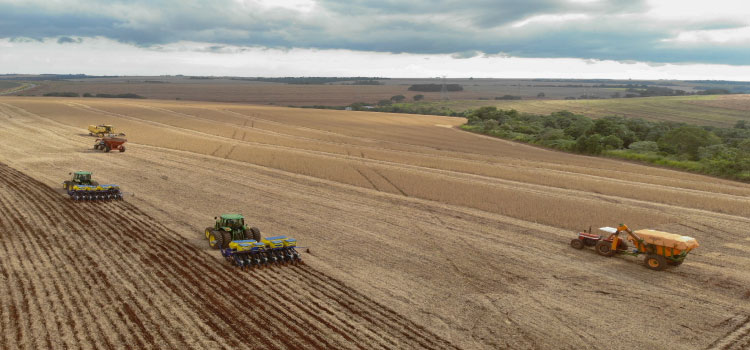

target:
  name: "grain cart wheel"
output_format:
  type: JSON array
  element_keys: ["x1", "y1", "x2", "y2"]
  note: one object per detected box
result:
[
  {"x1": 105, "y1": 145, "x2": 111, "y2": 153},
  {"x1": 221, "y1": 231, "x2": 232, "y2": 249},
  {"x1": 595, "y1": 240, "x2": 615, "y2": 257},
  {"x1": 250, "y1": 227, "x2": 261, "y2": 241},
  {"x1": 644, "y1": 254, "x2": 667, "y2": 271},
  {"x1": 119, "y1": 146, "x2": 125, "y2": 152},
  {"x1": 208, "y1": 230, "x2": 222, "y2": 249},
  {"x1": 570, "y1": 239, "x2": 584, "y2": 249}
]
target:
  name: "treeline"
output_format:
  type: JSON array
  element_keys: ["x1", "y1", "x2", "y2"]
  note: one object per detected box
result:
[
  {"x1": 43, "y1": 92, "x2": 145, "y2": 99},
  {"x1": 408, "y1": 84, "x2": 463, "y2": 92},
  {"x1": 233, "y1": 77, "x2": 388, "y2": 85},
  {"x1": 297, "y1": 101, "x2": 462, "y2": 117},
  {"x1": 462, "y1": 107, "x2": 750, "y2": 181}
]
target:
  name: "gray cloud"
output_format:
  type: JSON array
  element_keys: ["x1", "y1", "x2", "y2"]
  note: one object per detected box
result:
[{"x1": 0, "y1": 0, "x2": 748, "y2": 65}]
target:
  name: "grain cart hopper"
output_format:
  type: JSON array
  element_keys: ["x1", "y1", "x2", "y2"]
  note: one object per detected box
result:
[
  {"x1": 94, "y1": 137, "x2": 127, "y2": 152},
  {"x1": 204, "y1": 214, "x2": 261, "y2": 249},
  {"x1": 570, "y1": 224, "x2": 699, "y2": 270},
  {"x1": 63, "y1": 171, "x2": 123, "y2": 201},
  {"x1": 88, "y1": 124, "x2": 125, "y2": 137}
]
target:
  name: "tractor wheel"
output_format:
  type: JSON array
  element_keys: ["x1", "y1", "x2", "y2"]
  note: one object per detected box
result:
[
  {"x1": 221, "y1": 231, "x2": 232, "y2": 249},
  {"x1": 644, "y1": 254, "x2": 667, "y2": 271},
  {"x1": 250, "y1": 227, "x2": 261, "y2": 241},
  {"x1": 204, "y1": 227, "x2": 214, "y2": 240},
  {"x1": 595, "y1": 240, "x2": 615, "y2": 257},
  {"x1": 119, "y1": 146, "x2": 125, "y2": 152},
  {"x1": 105, "y1": 145, "x2": 111, "y2": 153},
  {"x1": 208, "y1": 230, "x2": 222, "y2": 249},
  {"x1": 570, "y1": 238, "x2": 584, "y2": 249}
]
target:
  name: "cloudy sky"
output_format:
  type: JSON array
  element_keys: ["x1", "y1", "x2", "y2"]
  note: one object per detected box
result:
[{"x1": 1, "y1": 0, "x2": 750, "y2": 79}]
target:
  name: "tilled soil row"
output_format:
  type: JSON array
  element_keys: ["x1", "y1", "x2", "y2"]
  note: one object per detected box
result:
[{"x1": 0, "y1": 162, "x2": 459, "y2": 350}]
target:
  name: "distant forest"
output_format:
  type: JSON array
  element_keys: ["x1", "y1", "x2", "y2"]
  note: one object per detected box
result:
[
  {"x1": 408, "y1": 84, "x2": 463, "y2": 92},
  {"x1": 232, "y1": 77, "x2": 389, "y2": 84}
]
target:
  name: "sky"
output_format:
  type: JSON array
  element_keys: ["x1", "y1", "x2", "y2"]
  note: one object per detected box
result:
[{"x1": 1, "y1": 0, "x2": 750, "y2": 79}]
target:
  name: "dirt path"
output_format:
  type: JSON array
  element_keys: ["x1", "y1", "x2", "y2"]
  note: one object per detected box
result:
[{"x1": 1, "y1": 96, "x2": 749, "y2": 349}]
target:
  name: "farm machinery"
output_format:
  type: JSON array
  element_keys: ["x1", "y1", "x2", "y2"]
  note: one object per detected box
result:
[
  {"x1": 94, "y1": 137, "x2": 127, "y2": 152},
  {"x1": 88, "y1": 124, "x2": 125, "y2": 137},
  {"x1": 63, "y1": 171, "x2": 123, "y2": 201},
  {"x1": 571, "y1": 224, "x2": 699, "y2": 270},
  {"x1": 205, "y1": 214, "x2": 301, "y2": 269}
]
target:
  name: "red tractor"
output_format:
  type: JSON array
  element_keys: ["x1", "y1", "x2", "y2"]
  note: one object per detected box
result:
[{"x1": 94, "y1": 137, "x2": 127, "y2": 152}]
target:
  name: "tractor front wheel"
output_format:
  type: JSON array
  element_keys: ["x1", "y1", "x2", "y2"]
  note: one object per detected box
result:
[
  {"x1": 208, "y1": 230, "x2": 222, "y2": 249},
  {"x1": 595, "y1": 240, "x2": 615, "y2": 257},
  {"x1": 644, "y1": 254, "x2": 667, "y2": 271},
  {"x1": 570, "y1": 238, "x2": 584, "y2": 249}
]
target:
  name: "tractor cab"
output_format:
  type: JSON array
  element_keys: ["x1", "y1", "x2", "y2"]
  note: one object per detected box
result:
[
  {"x1": 71, "y1": 171, "x2": 93, "y2": 185},
  {"x1": 99, "y1": 125, "x2": 114, "y2": 133},
  {"x1": 216, "y1": 214, "x2": 246, "y2": 231}
]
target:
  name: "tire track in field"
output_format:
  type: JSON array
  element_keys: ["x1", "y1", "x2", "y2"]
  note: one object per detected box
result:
[{"x1": 706, "y1": 316, "x2": 750, "y2": 350}]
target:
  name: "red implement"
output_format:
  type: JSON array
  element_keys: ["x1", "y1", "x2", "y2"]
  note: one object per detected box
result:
[{"x1": 94, "y1": 137, "x2": 127, "y2": 152}]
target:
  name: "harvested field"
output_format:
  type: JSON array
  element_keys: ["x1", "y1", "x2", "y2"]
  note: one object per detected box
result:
[{"x1": 1, "y1": 96, "x2": 749, "y2": 350}]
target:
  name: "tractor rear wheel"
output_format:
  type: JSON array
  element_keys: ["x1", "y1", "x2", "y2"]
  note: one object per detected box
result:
[
  {"x1": 595, "y1": 240, "x2": 615, "y2": 257},
  {"x1": 644, "y1": 254, "x2": 667, "y2": 271},
  {"x1": 570, "y1": 238, "x2": 584, "y2": 249},
  {"x1": 204, "y1": 227, "x2": 214, "y2": 240},
  {"x1": 208, "y1": 230, "x2": 222, "y2": 249},
  {"x1": 250, "y1": 227, "x2": 261, "y2": 241},
  {"x1": 221, "y1": 231, "x2": 232, "y2": 248}
]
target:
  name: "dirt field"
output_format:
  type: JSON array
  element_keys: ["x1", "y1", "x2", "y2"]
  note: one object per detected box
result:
[
  {"x1": 1, "y1": 96, "x2": 749, "y2": 350},
  {"x1": 14, "y1": 77, "x2": 695, "y2": 106}
]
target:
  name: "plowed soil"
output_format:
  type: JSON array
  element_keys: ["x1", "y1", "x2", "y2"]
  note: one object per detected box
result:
[{"x1": 1, "y1": 96, "x2": 749, "y2": 350}]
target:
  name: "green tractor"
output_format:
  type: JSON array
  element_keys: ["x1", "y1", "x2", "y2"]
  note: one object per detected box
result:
[
  {"x1": 63, "y1": 171, "x2": 98, "y2": 190},
  {"x1": 205, "y1": 214, "x2": 260, "y2": 249}
]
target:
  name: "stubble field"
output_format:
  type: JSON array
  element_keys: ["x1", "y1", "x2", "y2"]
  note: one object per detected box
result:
[{"x1": 1, "y1": 96, "x2": 749, "y2": 350}]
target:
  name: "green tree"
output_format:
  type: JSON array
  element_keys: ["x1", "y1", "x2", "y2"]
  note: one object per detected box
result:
[
  {"x1": 658, "y1": 126, "x2": 721, "y2": 160},
  {"x1": 413, "y1": 94, "x2": 424, "y2": 101},
  {"x1": 390, "y1": 95, "x2": 406, "y2": 102},
  {"x1": 628, "y1": 141, "x2": 659, "y2": 153},
  {"x1": 483, "y1": 119, "x2": 499, "y2": 131},
  {"x1": 601, "y1": 135, "x2": 624, "y2": 150},
  {"x1": 576, "y1": 134, "x2": 604, "y2": 154}
]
